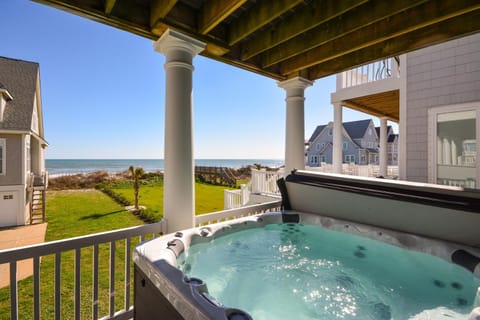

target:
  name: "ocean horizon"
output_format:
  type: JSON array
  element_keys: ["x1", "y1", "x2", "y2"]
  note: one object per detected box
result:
[{"x1": 46, "y1": 159, "x2": 284, "y2": 175}]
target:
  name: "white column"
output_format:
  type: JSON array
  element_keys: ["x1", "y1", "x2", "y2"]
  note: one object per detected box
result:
[
  {"x1": 379, "y1": 117, "x2": 388, "y2": 177},
  {"x1": 154, "y1": 29, "x2": 205, "y2": 233},
  {"x1": 278, "y1": 77, "x2": 313, "y2": 175},
  {"x1": 333, "y1": 102, "x2": 343, "y2": 173}
]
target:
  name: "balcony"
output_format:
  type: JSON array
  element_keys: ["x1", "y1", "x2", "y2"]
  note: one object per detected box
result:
[
  {"x1": 331, "y1": 57, "x2": 401, "y2": 122},
  {"x1": 0, "y1": 201, "x2": 281, "y2": 320}
]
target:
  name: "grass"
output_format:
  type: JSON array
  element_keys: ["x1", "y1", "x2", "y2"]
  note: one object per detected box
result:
[
  {"x1": 101, "y1": 178, "x2": 231, "y2": 221},
  {"x1": 0, "y1": 190, "x2": 144, "y2": 319},
  {"x1": 0, "y1": 178, "x2": 232, "y2": 319}
]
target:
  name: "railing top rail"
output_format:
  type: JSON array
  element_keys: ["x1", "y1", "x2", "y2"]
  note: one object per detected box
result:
[
  {"x1": 195, "y1": 200, "x2": 282, "y2": 225},
  {"x1": 0, "y1": 221, "x2": 165, "y2": 264}
]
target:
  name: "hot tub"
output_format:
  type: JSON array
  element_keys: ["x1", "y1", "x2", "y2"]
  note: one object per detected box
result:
[{"x1": 133, "y1": 171, "x2": 480, "y2": 319}]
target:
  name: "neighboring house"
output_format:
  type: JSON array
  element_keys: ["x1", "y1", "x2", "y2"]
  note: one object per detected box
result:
[
  {"x1": 375, "y1": 126, "x2": 398, "y2": 166},
  {"x1": 331, "y1": 32, "x2": 480, "y2": 189},
  {"x1": 0, "y1": 57, "x2": 48, "y2": 226},
  {"x1": 306, "y1": 119, "x2": 398, "y2": 167}
]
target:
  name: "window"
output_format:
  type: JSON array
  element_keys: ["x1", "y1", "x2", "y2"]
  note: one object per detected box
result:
[
  {"x1": 311, "y1": 155, "x2": 318, "y2": 164},
  {"x1": 343, "y1": 142, "x2": 348, "y2": 150},
  {"x1": 345, "y1": 155, "x2": 355, "y2": 163},
  {"x1": 361, "y1": 155, "x2": 366, "y2": 163},
  {"x1": 429, "y1": 104, "x2": 479, "y2": 188},
  {"x1": 0, "y1": 139, "x2": 5, "y2": 175},
  {"x1": 328, "y1": 128, "x2": 333, "y2": 136},
  {"x1": 316, "y1": 142, "x2": 325, "y2": 151},
  {"x1": 320, "y1": 155, "x2": 326, "y2": 163}
]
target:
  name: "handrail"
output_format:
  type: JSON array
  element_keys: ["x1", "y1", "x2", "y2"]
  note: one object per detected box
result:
[
  {"x1": 0, "y1": 221, "x2": 165, "y2": 320},
  {"x1": 338, "y1": 56, "x2": 400, "y2": 89},
  {"x1": 195, "y1": 200, "x2": 282, "y2": 226}
]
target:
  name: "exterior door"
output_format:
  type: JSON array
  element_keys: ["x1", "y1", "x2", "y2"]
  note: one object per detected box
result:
[{"x1": 0, "y1": 191, "x2": 19, "y2": 226}]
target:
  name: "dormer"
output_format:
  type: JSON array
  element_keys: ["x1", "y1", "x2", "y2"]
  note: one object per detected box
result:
[{"x1": 0, "y1": 83, "x2": 13, "y2": 122}]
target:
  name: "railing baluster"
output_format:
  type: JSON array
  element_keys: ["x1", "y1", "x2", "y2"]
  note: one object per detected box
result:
[
  {"x1": 33, "y1": 256, "x2": 40, "y2": 320},
  {"x1": 55, "y1": 253, "x2": 61, "y2": 320},
  {"x1": 109, "y1": 241, "x2": 115, "y2": 318},
  {"x1": 74, "y1": 248, "x2": 81, "y2": 320},
  {"x1": 10, "y1": 261, "x2": 18, "y2": 320},
  {"x1": 92, "y1": 244, "x2": 99, "y2": 320},
  {"x1": 125, "y1": 238, "x2": 131, "y2": 311}
]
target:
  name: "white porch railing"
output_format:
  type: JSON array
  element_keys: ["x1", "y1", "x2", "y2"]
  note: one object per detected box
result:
[
  {"x1": 195, "y1": 200, "x2": 282, "y2": 226},
  {"x1": 0, "y1": 221, "x2": 166, "y2": 320},
  {"x1": 338, "y1": 57, "x2": 400, "y2": 89},
  {"x1": 251, "y1": 169, "x2": 282, "y2": 195},
  {"x1": 0, "y1": 201, "x2": 283, "y2": 320},
  {"x1": 307, "y1": 163, "x2": 399, "y2": 178},
  {"x1": 224, "y1": 184, "x2": 250, "y2": 209}
]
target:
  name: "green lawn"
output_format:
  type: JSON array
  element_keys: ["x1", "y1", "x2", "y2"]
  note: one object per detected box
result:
[
  {"x1": 107, "y1": 180, "x2": 230, "y2": 221},
  {"x1": 0, "y1": 190, "x2": 144, "y2": 319},
  {"x1": 0, "y1": 180, "x2": 230, "y2": 319}
]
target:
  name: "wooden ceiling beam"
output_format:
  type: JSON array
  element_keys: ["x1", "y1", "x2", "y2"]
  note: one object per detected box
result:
[
  {"x1": 281, "y1": 2, "x2": 480, "y2": 76},
  {"x1": 150, "y1": 0, "x2": 178, "y2": 27},
  {"x1": 228, "y1": 0, "x2": 304, "y2": 46},
  {"x1": 104, "y1": 0, "x2": 116, "y2": 15},
  {"x1": 261, "y1": 0, "x2": 426, "y2": 68},
  {"x1": 306, "y1": 10, "x2": 480, "y2": 81},
  {"x1": 241, "y1": 0, "x2": 368, "y2": 61},
  {"x1": 199, "y1": 0, "x2": 247, "y2": 35}
]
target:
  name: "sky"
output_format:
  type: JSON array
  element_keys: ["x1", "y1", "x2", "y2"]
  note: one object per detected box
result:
[{"x1": 1, "y1": 1, "x2": 385, "y2": 160}]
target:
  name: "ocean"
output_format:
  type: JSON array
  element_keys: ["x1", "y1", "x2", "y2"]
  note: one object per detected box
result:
[{"x1": 46, "y1": 159, "x2": 284, "y2": 176}]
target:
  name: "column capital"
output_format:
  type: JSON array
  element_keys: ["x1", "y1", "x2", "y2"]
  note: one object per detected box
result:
[
  {"x1": 277, "y1": 76, "x2": 313, "y2": 91},
  {"x1": 153, "y1": 29, "x2": 205, "y2": 57}
]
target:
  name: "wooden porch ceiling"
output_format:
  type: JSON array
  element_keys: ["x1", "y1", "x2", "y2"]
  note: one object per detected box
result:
[
  {"x1": 343, "y1": 90, "x2": 400, "y2": 122},
  {"x1": 33, "y1": 0, "x2": 480, "y2": 117}
]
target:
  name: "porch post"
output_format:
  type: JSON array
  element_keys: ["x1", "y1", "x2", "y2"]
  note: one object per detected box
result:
[
  {"x1": 278, "y1": 77, "x2": 313, "y2": 175},
  {"x1": 154, "y1": 29, "x2": 205, "y2": 233},
  {"x1": 379, "y1": 117, "x2": 388, "y2": 177},
  {"x1": 333, "y1": 102, "x2": 343, "y2": 173}
]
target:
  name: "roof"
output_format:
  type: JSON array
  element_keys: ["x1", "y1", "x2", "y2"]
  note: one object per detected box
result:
[
  {"x1": 375, "y1": 126, "x2": 393, "y2": 137},
  {"x1": 388, "y1": 134, "x2": 398, "y2": 143},
  {"x1": 33, "y1": 1, "x2": 480, "y2": 82},
  {"x1": 308, "y1": 125, "x2": 327, "y2": 143},
  {"x1": 343, "y1": 119, "x2": 372, "y2": 140},
  {"x1": 0, "y1": 57, "x2": 39, "y2": 131}
]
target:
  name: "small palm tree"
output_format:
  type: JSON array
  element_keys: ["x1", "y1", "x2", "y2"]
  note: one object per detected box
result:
[{"x1": 129, "y1": 166, "x2": 145, "y2": 209}]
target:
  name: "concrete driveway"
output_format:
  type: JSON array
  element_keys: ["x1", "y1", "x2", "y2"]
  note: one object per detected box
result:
[{"x1": 0, "y1": 223, "x2": 47, "y2": 288}]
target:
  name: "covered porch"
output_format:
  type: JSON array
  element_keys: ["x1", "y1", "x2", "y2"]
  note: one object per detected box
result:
[{"x1": 3, "y1": 0, "x2": 480, "y2": 319}]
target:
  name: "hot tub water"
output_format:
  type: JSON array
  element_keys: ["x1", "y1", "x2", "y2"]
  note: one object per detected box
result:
[{"x1": 178, "y1": 223, "x2": 480, "y2": 320}]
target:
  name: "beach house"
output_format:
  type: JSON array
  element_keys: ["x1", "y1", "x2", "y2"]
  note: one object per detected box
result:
[
  {"x1": 331, "y1": 33, "x2": 480, "y2": 188},
  {"x1": 306, "y1": 119, "x2": 398, "y2": 167},
  {"x1": 2, "y1": 1, "x2": 480, "y2": 320},
  {"x1": 0, "y1": 57, "x2": 48, "y2": 226}
]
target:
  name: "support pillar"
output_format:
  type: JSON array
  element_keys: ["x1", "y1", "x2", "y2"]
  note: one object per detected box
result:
[
  {"x1": 333, "y1": 102, "x2": 343, "y2": 173},
  {"x1": 379, "y1": 117, "x2": 388, "y2": 177},
  {"x1": 278, "y1": 77, "x2": 313, "y2": 175},
  {"x1": 154, "y1": 30, "x2": 205, "y2": 233}
]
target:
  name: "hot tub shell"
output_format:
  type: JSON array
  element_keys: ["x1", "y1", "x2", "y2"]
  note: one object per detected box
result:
[{"x1": 133, "y1": 171, "x2": 480, "y2": 319}]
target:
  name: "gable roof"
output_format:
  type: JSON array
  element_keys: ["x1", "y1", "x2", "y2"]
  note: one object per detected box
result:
[
  {"x1": 0, "y1": 56, "x2": 39, "y2": 131},
  {"x1": 343, "y1": 119, "x2": 372, "y2": 140},
  {"x1": 308, "y1": 124, "x2": 327, "y2": 143},
  {"x1": 375, "y1": 126, "x2": 393, "y2": 137},
  {"x1": 388, "y1": 134, "x2": 398, "y2": 143}
]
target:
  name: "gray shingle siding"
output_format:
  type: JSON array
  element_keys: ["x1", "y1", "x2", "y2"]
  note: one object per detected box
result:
[{"x1": 405, "y1": 33, "x2": 480, "y2": 182}]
